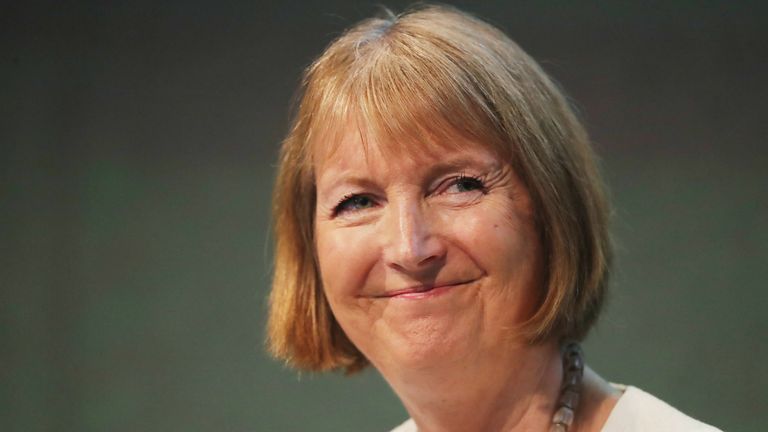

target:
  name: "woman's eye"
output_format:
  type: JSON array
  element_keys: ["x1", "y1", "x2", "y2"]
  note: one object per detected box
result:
[
  {"x1": 447, "y1": 176, "x2": 486, "y2": 194},
  {"x1": 333, "y1": 194, "x2": 376, "y2": 215}
]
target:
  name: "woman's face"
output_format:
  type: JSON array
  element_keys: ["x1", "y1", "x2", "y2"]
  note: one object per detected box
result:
[{"x1": 314, "y1": 125, "x2": 544, "y2": 372}]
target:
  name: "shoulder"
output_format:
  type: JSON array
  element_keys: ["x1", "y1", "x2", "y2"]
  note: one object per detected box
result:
[
  {"x1": 388, "y1": 385, "x2": 723, "y2": 432},
  {"x1": 601, "y1": 385, "x2": 723, "y2": 432},
  {"x1": 389, "y1": 418, "x2": 417, "y2": 432}
]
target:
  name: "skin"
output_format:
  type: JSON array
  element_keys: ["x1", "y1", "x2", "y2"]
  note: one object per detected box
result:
[{"x1": 314, "y1": 124, "x2": 619, "y2": 431}]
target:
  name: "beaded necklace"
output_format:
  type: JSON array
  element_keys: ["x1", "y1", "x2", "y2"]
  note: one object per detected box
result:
[{"x1": 550, "y1": 341, "x2": 584, "y2": 432}]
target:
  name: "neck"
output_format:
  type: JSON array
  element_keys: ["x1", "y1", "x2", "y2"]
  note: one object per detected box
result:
[{"x1": 382, "y1": 341, "x2": 563, "y2": 432}]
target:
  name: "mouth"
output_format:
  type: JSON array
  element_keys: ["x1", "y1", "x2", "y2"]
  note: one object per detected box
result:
[{"x1": 374, "y1": 280, "x2": 476, "y2": 299}]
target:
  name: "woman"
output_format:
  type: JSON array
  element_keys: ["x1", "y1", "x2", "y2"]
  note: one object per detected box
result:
[{"x1": 267, "y1": 5, "x2": 721, "y2": 432}]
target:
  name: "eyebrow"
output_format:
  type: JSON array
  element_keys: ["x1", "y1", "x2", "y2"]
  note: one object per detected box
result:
[
  {"x1": 316, "y1": 155, "x2": 501, "y2": 197},
  {"x1": 425, "y1": 157, "x2": 500, "y2": 177},
  {"x1": 318, "y1": 175, "x2": 380, "y2": 194}
]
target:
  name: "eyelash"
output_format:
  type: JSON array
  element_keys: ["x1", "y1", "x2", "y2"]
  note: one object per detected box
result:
[
  {"x1": 331, "y1": 174, "x2": 487, "y2": 217},
  {"x1": 451, "y1": 174, "x2": 487, "y2": 194},
  {"x1": 332, "y1": 194, "x2": 375, "y2": 217}
]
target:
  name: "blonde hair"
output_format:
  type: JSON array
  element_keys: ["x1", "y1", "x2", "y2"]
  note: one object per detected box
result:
[{"x1": 268, "y1": 4, "x2": 611, "y2": 373}]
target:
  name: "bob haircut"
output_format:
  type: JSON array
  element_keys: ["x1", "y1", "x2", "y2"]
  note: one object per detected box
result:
[{"x1": 268, "y1": 4, "x2": 611, "y2": 373}]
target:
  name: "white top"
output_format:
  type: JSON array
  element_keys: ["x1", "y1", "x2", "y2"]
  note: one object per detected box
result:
[{"x1": 389, "y1": 385, "x2": 722, "y2": 432}]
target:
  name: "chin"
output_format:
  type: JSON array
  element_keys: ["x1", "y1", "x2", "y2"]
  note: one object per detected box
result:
[{"x1": 375, "y1": 318, "x2": 478, "y2": 371}]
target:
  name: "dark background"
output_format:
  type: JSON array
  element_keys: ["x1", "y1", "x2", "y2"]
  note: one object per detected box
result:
[{"x1": 3, "y1": 1, "x2": 767, "y2": 431}]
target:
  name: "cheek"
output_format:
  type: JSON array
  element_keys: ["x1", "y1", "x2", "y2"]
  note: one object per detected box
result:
[
  {"x1": 451, "y1": 198, "x2": 537, "y2": 269},
  {"x1": 316, "y1": 225, "x2": 379, "y2": 302},
  {"x1": 450, "y1": 196, "x2": 543, "y2": 310}
]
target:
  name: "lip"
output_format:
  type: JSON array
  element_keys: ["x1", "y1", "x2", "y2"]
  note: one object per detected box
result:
[{"x1": 374, "y1": 280, "x2": 475, "y2": 299}]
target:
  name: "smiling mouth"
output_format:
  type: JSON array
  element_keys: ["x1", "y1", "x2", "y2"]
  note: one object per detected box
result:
[{"x1": 374, "y1": 280, "x2": 475, "y2": 299}]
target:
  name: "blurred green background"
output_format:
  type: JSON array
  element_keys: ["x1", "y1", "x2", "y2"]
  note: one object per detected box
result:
[{"x1": 2, "y1": 1, "x2": 766, "y2": 431}]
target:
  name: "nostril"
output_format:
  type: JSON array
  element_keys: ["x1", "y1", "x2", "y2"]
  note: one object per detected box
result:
[
  {"x1": 418, "y1": 254, "x2": 438, "y2": 267},
  {"x1": 385, "y1": 240, "x2": 446, "y2": 274}
]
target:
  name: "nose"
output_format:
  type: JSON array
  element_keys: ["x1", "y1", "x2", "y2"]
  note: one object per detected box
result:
[{"x1": 382, "y1": 199, "x2": 447, "y2": 274}]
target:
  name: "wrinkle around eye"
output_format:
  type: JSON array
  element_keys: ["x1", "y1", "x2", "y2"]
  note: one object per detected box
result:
[
  {"x1": 432, "y1": 189, "x2": 486, "y2": 209},
  {"x1": 429, "y1": 174, "x2": 488, "y2": 206}
]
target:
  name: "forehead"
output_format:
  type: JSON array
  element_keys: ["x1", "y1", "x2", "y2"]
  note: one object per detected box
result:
[{"x1": 312, "y1": 118, "x2": 503, "y2": 177}]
